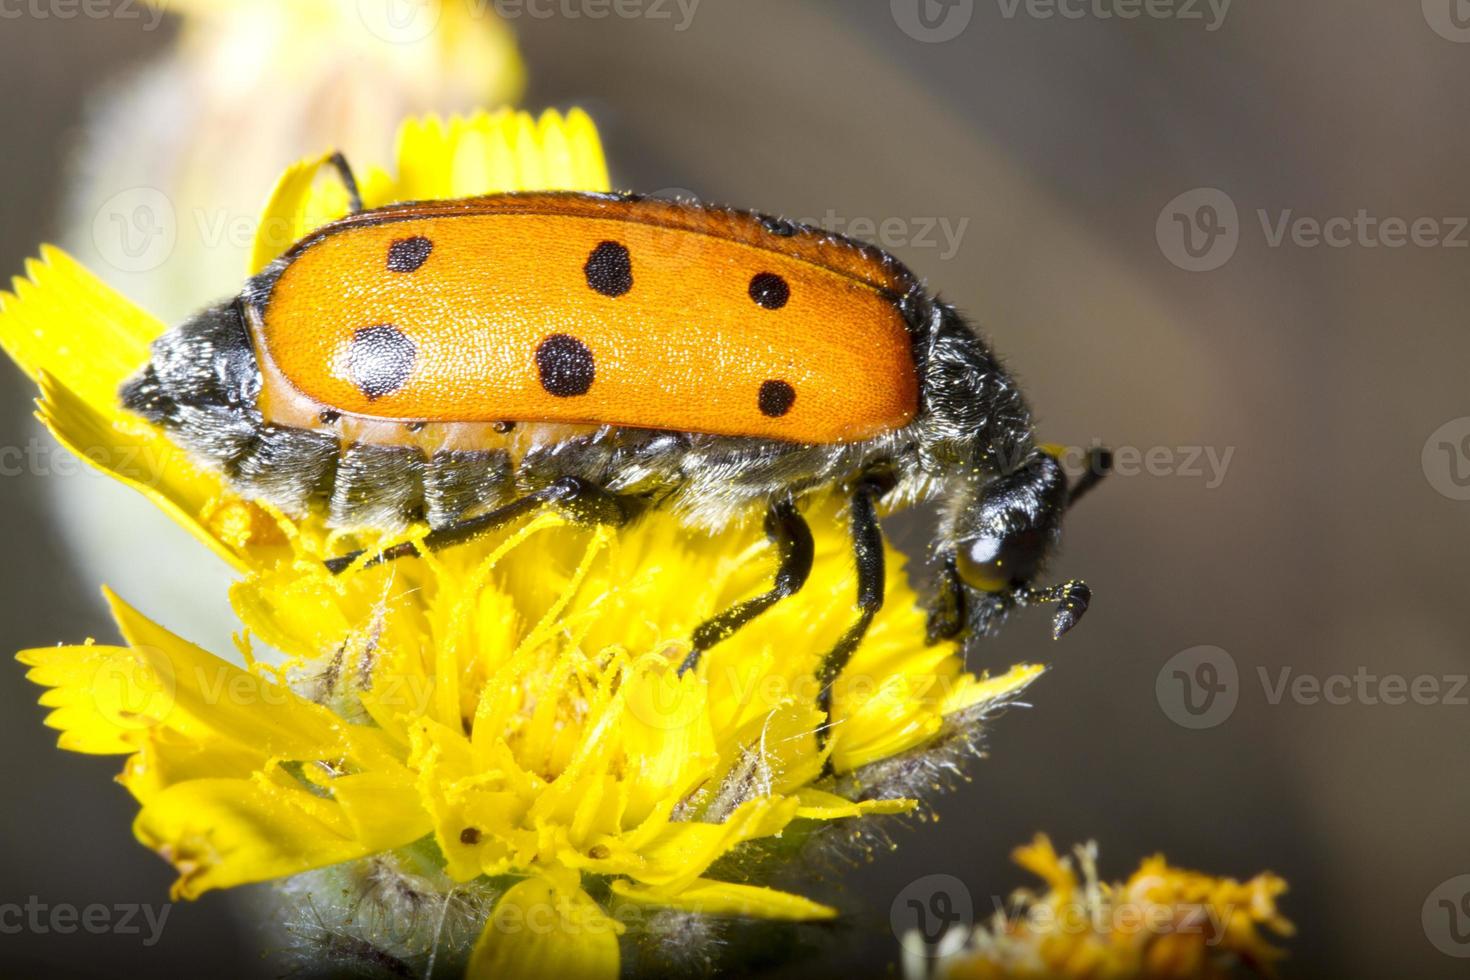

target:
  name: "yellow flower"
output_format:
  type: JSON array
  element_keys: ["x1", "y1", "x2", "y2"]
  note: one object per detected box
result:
[
  {"x1": 909, "y1": 836, "x2": 1294, "y2": 980},
  {"x1": 4, "y1": 108, "x2": 1045, "y2": 978}
]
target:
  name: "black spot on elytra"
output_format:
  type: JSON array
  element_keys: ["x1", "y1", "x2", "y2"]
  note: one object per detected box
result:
[
  {"x1": 536, "y1": 334, "x2": 595, "y2": 397},
  {"x1": 749, "y1": 272, "x2": 790, "y2": 310},
  {"x1": 584, "y1": 241, "x2": 633, "y2": 297},
  {"x1": 348, "y1": 324, "x2": 415, "y2": 400},
  {"x1": 758, "y1": 380, "x2": 796, "y2": 417},
  {"x1": 387, "y1": 236, "x2": 433, "y2": 273}
]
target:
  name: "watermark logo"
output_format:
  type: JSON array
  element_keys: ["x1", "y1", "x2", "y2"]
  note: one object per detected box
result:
[
  {"x1": 0, "y1": 898, "x2": 170, "y2": 946},
  {"x1": 622, "y1": 652, "x2": 708, "y2": 732},
  {"x1": 91, "y1": 647, "x2": 178, "y2": 733},
  {"x1": 357, "y1": 0, "x2": 442, "y2": 43},
  {"x1": 493, "y1": 0, "x2": 701, "y2": 29},
  {"x1": 995, "y1": 0, "x2": 1231, "y2": 31},
  {"x1": 92, "y1": 187, "x2": 176, "y2": 274},
  {"x1": 1159, "y1": 188, "x2": 1469, "y2": 271},
  {"x1": 892, "y1": 0, "x2": 975, "y2": 42},
  {"x1": 1050, "y1": 441, "x2": 1234, "y2": 490},
  {"x1": 891, "y1": 874, "x2": 974, "y2": 957},
  {"x1": 1424, "y1": 0, "x2": 1470, "y2": 43},
  {"x1": 1159, "y1": 649, "x2": 1468, "y2": 727},
  {"x1": 1423, "y1": 418, "x2": 1470, "y2": 501},
  {"x1": 0, "y1": 0, "x2": 167, "y2": 28},
  {"x1": 1156, "y1": 645, "x2": 1238, "y2": 729},
  {"x1": 1424, "y1": 875, "x2": 1470, "y2": 957},
  {"x1": 1156, "y1": 188, "x2": 1239, "y2": 272}
]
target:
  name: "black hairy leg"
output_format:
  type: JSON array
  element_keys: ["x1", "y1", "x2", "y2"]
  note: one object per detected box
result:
[
  {"x1": 924, "y1": 553, "x2": 966, "y2": 645},
  {"x1": 816, "y1": 473, "x2": 893, "y2": 749},
  {"x1": 678, "y1": 497, "x2": 814, "y2": 676},
  {"x1": 325, "y1": 476, "x2": 631, "y2": 574}
]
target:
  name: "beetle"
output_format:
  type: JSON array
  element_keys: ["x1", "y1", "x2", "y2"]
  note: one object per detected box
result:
[{"x1": 121, "y1": 155, "x2": 1109, "y2": 726}]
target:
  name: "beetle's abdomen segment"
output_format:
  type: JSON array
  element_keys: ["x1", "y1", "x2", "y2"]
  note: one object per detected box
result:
[{"x1": 251, "y1": 196, "x2": 922, "y2": 445}]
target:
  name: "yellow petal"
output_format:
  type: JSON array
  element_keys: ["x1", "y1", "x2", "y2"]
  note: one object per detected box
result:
[
  {"x1": 101, "y1": 587, "x2": 344, "y2": 757},
  {"x1": 0, "y1": 245, "x2": 158, "y2": 414},
  {"x1": 619, "y1": 661, "x2": 719, "y2": 824},
  {"x1": 330, "y1": 770, "x2": 434, "y2": 852},
  {"x1": 941, "y1": 662, "x2": 1047, "y2": 716},
  {"x1": 249, "y1": 152, "x2": 350, "y2": 275},
  {"x1": 468, "y1": 876, "x2": 620, "y2": 980},
  {"x1": 134, "y1": 776, "x2": 372, "y2": 900},
  {"x1": 617, "y1": 796, "x2": 799, "y2": 892},
  {"x1": 35, "y1": 372, "x2": 249, "y2": 569},
  {"x1": 17, "y1": 643, "x2": 165, "y2": 755},
  {"x1": 793, "y1": 787, "x2": 916, "y2": 820},
  {"x1": 610, "y1": 877, "x2": 837, "y2": 921},
  {"x1": 562, "y1": 108, "x2": 611, "y2": 192}
]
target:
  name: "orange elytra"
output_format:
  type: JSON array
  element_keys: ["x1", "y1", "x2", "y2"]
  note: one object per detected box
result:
[{"x1": 249, "y1": 193, "x2": 921, "y2": 446}]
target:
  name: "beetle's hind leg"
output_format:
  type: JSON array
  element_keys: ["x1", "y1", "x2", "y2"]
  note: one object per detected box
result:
[
  {"x1": 678, "y1": 497, "x2": 814, "y2": 676},
  {"x1": 325, "y1": 476, "x2": 630, "y2": 574},
  {"x1": 815, "y1": 474, "x2": 893, "y2": 749}
]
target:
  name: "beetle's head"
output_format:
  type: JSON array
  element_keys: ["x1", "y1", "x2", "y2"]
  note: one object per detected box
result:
[{"x1": 937, "y1": 446, "x2": 1110, "y2": 642}]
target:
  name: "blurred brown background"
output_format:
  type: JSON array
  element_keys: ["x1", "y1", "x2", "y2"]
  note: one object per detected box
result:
[{"x1": 3, "y1": 1, "x2": 1469, "y2": 976}]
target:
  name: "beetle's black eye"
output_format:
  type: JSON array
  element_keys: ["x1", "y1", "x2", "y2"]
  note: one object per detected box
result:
[{"x1": 955, "y1": 529, "x2": 1045, "y2": 593}]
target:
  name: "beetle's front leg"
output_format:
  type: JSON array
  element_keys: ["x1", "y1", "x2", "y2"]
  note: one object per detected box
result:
[{"x1": 925, "y1": 554, "x2": 967, "y2": 644}]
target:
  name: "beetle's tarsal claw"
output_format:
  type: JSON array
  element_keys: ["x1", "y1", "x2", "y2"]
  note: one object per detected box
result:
[
  {"x1": 1018, "y1": 579, "x2": 1091, "y2": 639},
  {"x1": 324, "y1": 551, "x2": 362, "y2": 576}
]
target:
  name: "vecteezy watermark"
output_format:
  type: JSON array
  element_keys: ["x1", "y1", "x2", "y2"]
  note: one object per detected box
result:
[
  {"x1": 490, "y1": 0, "x2": 701, "y2": 29},
  {"x1": 1049, "y1": 442, "x2": 1234, "y2": 490},
  {"x1": 1423, "y1": 0, "x2": 1470, "y2": 43},
  {"x1": 79, "y1": 644, "x2": 452, "y2": 732},
  {"x1": 797, "y1": 209, "x2": 969, "y2": 260},
  {"x1": 1158, "y1": 187, "x2": 1470, "y2": 272},
  {"x1": 0, "y1": 0, "x2": 167, "y2": 28},
  {"x1": 895, "y1": 0, "x2": 1228, "y2": 40},
  {"x1": 995, "y1": 0, "x2": 1232, "y2": 31},
  {"x1": 1424, "y1": 875, "x2": 1470, "y2": 957},
  {"x1": 1158, "y1": 647, "x2": 1470, "y2": 730},
  {"x1": 89, "y1": 193, "x2": 323, "y2": 275},
  {"x1": 891, "y1": 874, "x2": 974, "y2": 958},
  {"x1": 891, "y1": 0, "x2": 975, "y2": 42},
  {"x1": 93, "y1": 187, "x2": 177, "y2": 275},
  {"x1": 1156, "y1": 188, "x2": 1240, "y2": 273},
  {"x1": 0, "y1": 898, "x2": 171, "y2": 946},
  {"x1": 1422, "y1": 417, "x2": 1470, "y2": 501},
  {"x1": 356, "y1": 0, "x2": 442, "y2": 43},
  {"x1": 1258, "y1": 667, "x2": 1468, "y2": 708},
  {"x1": 615, "y1": 187, "x2": 972, "y2": 263},
  {"x1": 0, "y1": 438, "x2": 187, "y2": 481},
  {"x1": 982, "y1": 887, "x2": 1238, "y2": 945},
  {"x1": 357, "y1": 0, "x2": 700, "y2": 42},
  {"x1": 1155, "y1": 646, "x2": 1238, "y2": 729}
]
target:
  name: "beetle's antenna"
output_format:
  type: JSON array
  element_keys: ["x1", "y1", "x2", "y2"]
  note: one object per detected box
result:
[
  {"x1": 328, "y1": 151, "x2": 365, "y2": 214},
  {"x1": 1066, "y1": 446, "x2": 1113, "y2": 509}
]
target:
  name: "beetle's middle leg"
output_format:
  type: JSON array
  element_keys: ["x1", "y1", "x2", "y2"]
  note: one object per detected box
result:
[
  {"x1": 815, "y1": 474, "x2": 893, "y2": 748},
  {"x1": 325, "y1": 476, "x2": 630, "y2": 574},
  {"x1": 678, "y1": 496, "x2": 813, "y2": 676}
]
